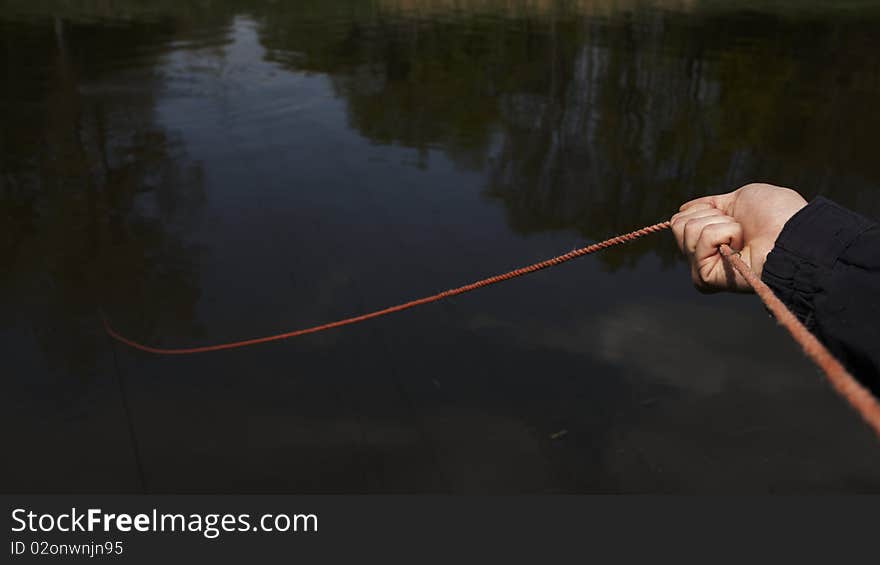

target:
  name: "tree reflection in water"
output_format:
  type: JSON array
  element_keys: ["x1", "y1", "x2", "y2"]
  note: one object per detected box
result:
[
  {"x1": 256, "y1": 0, "x2": 880, "y2": 271},
  {"x1": 1, "y1": 16, "x2": 205, "y2": 379}
]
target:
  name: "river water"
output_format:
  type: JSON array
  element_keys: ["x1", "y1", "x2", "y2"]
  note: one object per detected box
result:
[{"x1": 3, "y1": 0, "x2": 880, "y2": 492}]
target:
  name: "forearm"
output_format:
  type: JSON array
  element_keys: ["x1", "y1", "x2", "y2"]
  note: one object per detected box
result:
[{"x1": 761, "y1": 197, "x2": 880, "y2": 395}]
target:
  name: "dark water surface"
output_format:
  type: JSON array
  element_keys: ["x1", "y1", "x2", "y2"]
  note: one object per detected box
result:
[{"x1": 3, "y1": 0, "x2": 880, "y2": 493}]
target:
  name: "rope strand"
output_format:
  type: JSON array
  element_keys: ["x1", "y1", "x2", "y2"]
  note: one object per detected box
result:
[
  {"x1": 103, "y1": 221, "x2": 670, "y2": 355},
  {"x1": 719, "y1": 244, "x2": 880, "y2": 439},
  {"x1": 103, "y1": 221, "x2": 880, "y2": 439}
]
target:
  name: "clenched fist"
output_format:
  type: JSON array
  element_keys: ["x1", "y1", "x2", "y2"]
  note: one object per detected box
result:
[{"x1": 671, "y1": 183, "x2": 807, "y2": 293}]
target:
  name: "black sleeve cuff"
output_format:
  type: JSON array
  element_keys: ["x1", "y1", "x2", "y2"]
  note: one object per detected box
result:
[{"x1": 761, "y1": 196, "x2": 876, "y2": 327}]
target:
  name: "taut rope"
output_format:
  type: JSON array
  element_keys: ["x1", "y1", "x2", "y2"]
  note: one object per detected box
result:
[
  {"x1": 719, "y1": 244, "x2": 880, "y2": 438},
  {"x1": 103, "y1": 221, "x2": 880, "y2": 439},
  {"x1": 103, "y1": 221, "x2": 670, "y2": 354}
]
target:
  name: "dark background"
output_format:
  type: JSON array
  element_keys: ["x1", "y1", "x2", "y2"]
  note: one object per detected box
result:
[{"x1": 3, "y1": 0, "x2": 880, "y2": 493}]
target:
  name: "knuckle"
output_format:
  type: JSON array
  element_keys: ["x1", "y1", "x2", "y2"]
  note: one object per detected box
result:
[
  {"x1": 702, "y1": 222, "x2": 723, "y2": 236},
  {"x1": 672, "y1": 220, "x2": 687, "y2": 237}
]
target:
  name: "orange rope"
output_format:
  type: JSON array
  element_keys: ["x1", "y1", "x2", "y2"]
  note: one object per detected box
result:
[
  {"x1": 103, "y1": 222, "x2": 880, "y2": 439},
  {"x1": 103, "y1": 221, "x2": 670, "y2": 354},
  {"x1": 719, "y1": 244, "x2": 880, "y2": 439}
]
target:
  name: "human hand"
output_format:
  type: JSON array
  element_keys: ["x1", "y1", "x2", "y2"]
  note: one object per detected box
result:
[{"x1": 671, "y1": 183, "x2": 807, "y2": 292}]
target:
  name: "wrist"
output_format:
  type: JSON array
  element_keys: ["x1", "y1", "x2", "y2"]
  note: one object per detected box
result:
[
  {"x1": 767, "y1": 196, "x2": 876, "y2": 268},
  {"x1": 746, "y1": 238, "x2": 776, "y2": 279}
]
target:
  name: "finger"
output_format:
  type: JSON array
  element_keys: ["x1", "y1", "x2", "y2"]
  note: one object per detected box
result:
[
  {"x1": 683, "y1": 215, "x2": 733, "y2": 255},
  {"x1": 690, "y1": 262, "x2": 719, "y2": 293},
  {"x1": 670, "y1": 208, "x2": 724, "y2": 252},
  {"x1": 694, "y1": 221, "x2": 744, "y2": 265},
  {"x1": 669, "y1": 202, "x2": 717, "y2": 222},
  {"x1": 670, "y1": 206, "x2": 723, "y2": 227}
]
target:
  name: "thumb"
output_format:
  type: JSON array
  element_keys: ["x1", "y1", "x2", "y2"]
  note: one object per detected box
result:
[{"x1": 679, "y1": 191, "x2": 737, "y2": 214}]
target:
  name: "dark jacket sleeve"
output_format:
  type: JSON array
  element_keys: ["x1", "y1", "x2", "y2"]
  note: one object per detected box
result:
[{"x1": 761, "y1": 196, "x2": 880, "y2": 396}]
